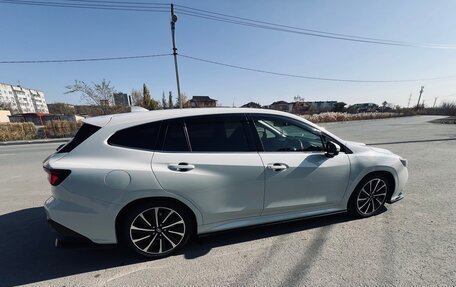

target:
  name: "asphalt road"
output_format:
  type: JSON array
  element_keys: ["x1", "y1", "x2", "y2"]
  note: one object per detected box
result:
[{"x1": 0, "y1": 115, "x2": 455, "y2": 287}]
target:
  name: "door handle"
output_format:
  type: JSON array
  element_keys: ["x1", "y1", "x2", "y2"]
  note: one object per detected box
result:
[
  {"x1": 266, "y1": 163, "x2": 289, "y2": 171},
  {"x1": 168, "y1": 163, "x2": 195, "y2": 172}
]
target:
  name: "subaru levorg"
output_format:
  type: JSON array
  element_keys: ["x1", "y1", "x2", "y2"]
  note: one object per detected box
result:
[{"x1": 43, "y1": 108, "x2": 408, "y2": 258}]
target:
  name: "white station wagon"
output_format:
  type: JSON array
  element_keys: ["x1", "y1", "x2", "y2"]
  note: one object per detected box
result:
[{"x1": 43, "y1": 108, "x2": 408, "y2": 258}]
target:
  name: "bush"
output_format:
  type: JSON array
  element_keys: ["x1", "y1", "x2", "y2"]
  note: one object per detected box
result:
[
  {"x1": 0, "y1": 123, "x2": 37, "y2": 141},
  {"x1": 302, "y1": 112, "x2": 398, "y2": 123},
  {"x1": 44, "y1": 120, "x2": 82, "y2": 138}
]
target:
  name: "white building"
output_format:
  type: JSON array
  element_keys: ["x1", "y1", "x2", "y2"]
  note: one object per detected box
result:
[{"x1": 0, "y1": 83, "x2": 49, "y2": 114}]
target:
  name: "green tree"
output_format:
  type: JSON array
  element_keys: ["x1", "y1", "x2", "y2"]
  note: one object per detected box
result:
[
  {"x1": 382, "y1": 101, "x2": 388, "y2": 112},
  {"x1": 162, "y1": 91, "x2": 168, "y2": 109},
  {"x1": 334, "y1": 102, "x2": 347, "y2": 112},
  {"x1": 168, "y1": 91, "x2": 174, "y2": 109},
  {"x1": 143, "y1": 84, "x2": 151, "y2": 107},
  {"x1": 142, "y1": 84, "x2": 159, "y2": 110}
]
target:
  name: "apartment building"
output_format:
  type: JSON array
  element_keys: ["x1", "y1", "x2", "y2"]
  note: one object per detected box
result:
[{"x1": 0, "y1": 83, "x2": 49, "y2": 114}]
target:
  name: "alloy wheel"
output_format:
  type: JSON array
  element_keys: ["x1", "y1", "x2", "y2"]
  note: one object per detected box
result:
[
  {"x1": 129, "y1": 207, "x2": 186, "y2": 255},
  {"x1": 356, "y1": 178, "x2": 388, "y2": 216}
]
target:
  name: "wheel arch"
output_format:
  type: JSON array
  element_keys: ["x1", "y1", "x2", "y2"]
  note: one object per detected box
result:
[
  {"x1": 349, "y1": 170, "x2": 397, "y2": 204},
  {"x1": 115, "y1": 196, "x2": 200, "y2": 242}
]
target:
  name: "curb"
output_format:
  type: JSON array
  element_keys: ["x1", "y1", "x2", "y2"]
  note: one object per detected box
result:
[{"x1": 0, "y1": 138, "x2": 71, "y2": 146}]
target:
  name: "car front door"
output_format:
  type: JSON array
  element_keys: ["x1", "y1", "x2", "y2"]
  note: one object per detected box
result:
[
  {"x1": 250, "y1": 114, "x2": 350, "y2": 215},
  {"x1": 151, "y1": 114, "x2": 265, "y2": 224}
]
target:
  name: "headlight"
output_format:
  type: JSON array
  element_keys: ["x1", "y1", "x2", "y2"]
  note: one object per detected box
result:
[{"x1": 400, "y1": 158, "x2": 408, "y2": 167}]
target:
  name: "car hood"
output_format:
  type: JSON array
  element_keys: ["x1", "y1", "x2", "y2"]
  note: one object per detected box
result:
[
  {"x1": 345, "y1": 140, "x2": 395, "y2": 156},
  {"x1": 369, "y1": 146, "x2": 395, "y2": 155}
]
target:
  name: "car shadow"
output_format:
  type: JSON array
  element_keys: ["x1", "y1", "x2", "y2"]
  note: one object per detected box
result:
[
  {"x1": 182, "y1": 208, "x2": 384, "y2": 259},
  {"x1": 0, "y1": 207, "x2": 143, "y2": 287},
  {"x1": 0, "y1": 206, "x2": 385, "y2": 286}
]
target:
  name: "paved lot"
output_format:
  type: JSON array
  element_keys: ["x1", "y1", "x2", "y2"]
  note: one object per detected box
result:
[{"x1": 0, "y1": 115, "x2": 455, "y2": 287}]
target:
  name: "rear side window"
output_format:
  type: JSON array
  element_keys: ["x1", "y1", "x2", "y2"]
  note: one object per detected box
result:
[
  {"x1": 58, "y1": 123, "x2": 101, "y2": 153},
  {"x1": 108, "y1": 122, "x2": 161, "y2": 150},
  {"x1": 185, "y1": 115, "x2": 252, "y2": 152}
]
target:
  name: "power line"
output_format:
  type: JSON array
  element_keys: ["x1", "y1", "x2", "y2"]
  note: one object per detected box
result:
[
  {"x1": 58, "y1": 0, "x2": 168, "y2": 6},
  {"x1": 0, "y1": 0, "x2": 169, "y2": 12},
  {"x1": 0, "y1": 53, "x2": 171, "y2": 64},
  {"x1": 4, "y1": 0, "x2": 456, "y2": 49},
  {"x1": 179, "y1": 54, "x2": 456, "y2": 83},
  {"x1": 174, "y1": 5, "x2": 456, "y2": 49},
  {"x1": 175, "y1": 11, "x2": 420, "y2": 48}
]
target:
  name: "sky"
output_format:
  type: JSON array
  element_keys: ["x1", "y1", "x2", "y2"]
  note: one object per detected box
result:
[{"x1": 2, "y1": 0, "x2": 456, "y2": 107}]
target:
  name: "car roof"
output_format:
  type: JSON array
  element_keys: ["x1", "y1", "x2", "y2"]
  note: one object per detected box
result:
[{"x1": 83, "y1": 108, "x2": 319, "y2": 129}]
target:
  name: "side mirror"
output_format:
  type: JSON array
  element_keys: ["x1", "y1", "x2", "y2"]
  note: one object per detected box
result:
[{"x1": 325, "y1": 141, "x2": 340, "y2": 157}]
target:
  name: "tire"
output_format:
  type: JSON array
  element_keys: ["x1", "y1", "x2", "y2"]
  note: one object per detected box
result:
[
  {"x1": 348, "y1": 174, "x2": 390, "y2": 218},
  {"x1": 119, "y1": 200, "x2": 194, "y2": 259}
]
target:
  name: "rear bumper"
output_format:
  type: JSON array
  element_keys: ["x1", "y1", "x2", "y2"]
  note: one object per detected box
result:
[
  {"x1": 44, "y1": 194, "x2": 119, "y2": 244},
  {"x1": 47, "y1": 218, "x2": 92, "y2": 243}
]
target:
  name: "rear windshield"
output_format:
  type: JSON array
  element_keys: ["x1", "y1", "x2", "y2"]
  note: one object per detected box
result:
[{"x1": 58, "y1": 123, "x2": 101, "y2": 153}]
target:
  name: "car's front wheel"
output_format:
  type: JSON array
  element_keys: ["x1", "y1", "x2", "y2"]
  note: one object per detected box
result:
[
  {"x1": 348, "y1": 175, "x2": 390, "y2": 217},
  {"x1": 119, "y1": 200, "x2": 193, "y2": 259}
]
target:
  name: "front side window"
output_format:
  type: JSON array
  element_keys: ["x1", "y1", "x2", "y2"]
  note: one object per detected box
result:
[
  {"x1": 185, "y1": 115, "x2": 252, "y2": 152},
  {"x1": 252, "y1": 115, "x2": 324, "y2": 152}
]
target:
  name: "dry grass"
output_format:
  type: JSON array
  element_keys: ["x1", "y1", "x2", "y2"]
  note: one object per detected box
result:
[
  {"x1": 44, "y1": 120, "x2": 82, "y2": 138},
  {"x1": 302, "y1": 112, "x2": 398, "y2": 123},
  {"x1": 0, "y1": 123, "x2": 37, "y2": 141}
]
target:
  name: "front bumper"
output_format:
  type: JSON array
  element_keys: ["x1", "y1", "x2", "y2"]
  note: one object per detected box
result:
[{"x1": 387, "y1": 192, "x2": 404, "y2": 204}]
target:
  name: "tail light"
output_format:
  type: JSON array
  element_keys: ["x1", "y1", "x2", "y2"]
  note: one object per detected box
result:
[{"x1": 43, "y1": 168, "x2": 71, "y2": 186}]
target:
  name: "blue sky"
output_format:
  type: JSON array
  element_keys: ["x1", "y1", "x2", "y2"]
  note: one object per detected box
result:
[{"x1": 1, "y1": 0, "x2": 456, "y2": 107}]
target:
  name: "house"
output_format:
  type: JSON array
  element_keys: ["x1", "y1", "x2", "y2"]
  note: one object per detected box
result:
[
  {"x1": 113, "y1": 92, "x2": 132, "y2": 106},
  {"x1": 184, "y1": 96, "x2": 217, "y2": 108},
  {"x1": 309, "y1": 101, "x2": 338, "y2": 111},
  {"x1": 0, "y1": 83, "x2": 49, "y2": 114},
  {"x1": 241, "y1": 102, "x2": 262, "y2": 108},
  {"x1": 268, "y1": 101, "x2": 293, "y2": 112},
  {"x1": 348, "y1": 103, "x2": 379, "y2": 113}
]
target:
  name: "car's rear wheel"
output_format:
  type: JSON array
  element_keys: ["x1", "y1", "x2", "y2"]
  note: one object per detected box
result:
[
  {"x1": 348, "y1": 175, "x2": 390, "y2": 218},
  {"x1": 120, "y1": 201, "x2": 193, "y2": 258}
]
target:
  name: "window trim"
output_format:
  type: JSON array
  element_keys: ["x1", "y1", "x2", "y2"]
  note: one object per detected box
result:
[{"x1": 248, "y1": 113, "x2": 326, "y2": 153}]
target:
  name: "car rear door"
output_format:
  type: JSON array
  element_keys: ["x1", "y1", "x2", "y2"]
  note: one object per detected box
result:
[
  {"x1": 250, "y1": 114, "x2": 350, "y2": 215},
  {"x1": 151, "y1": 114, "x2": 265, "y2": 224}
]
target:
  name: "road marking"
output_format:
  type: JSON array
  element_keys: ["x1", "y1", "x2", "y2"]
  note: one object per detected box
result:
[{"x1": 0, "y1": 153, "x2": 16, "y2": 156}]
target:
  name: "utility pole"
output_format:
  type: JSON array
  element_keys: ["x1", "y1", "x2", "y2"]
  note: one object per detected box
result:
[
  {"x1": 433, "y1": 97, "x2": 437, "y2": 108},
  {"x1": 416, "y1": 86, "x2": 424, "y2": 108},
  {"x1": 170, "y1": 4, "x2": 182, "y2": 108},
  {"x1": 407, "y1": 93, "x2": 412, "y2": 108}
]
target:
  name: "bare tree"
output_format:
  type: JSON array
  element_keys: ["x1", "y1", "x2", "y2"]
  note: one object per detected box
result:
[
  {"x1": 65, "y1": 79, "x2": 115, "y2": 114},
  {"x1": 131, "y1": 89, "x2": 143, "y2": 106},
  {"x1": 293, "y1": 95, "x2": 305, "y2": 102},
  {"x1": 0, "y1": 102, "x2": 15, "y2": 114}
]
